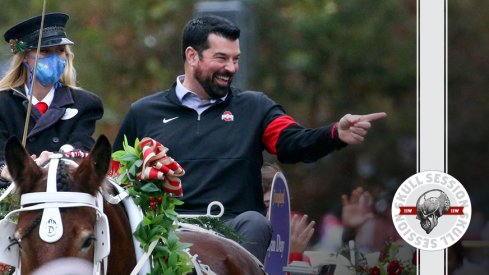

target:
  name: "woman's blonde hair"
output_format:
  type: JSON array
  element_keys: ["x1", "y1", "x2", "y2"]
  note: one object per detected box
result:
[{"x1": 0, "y1": 45, "x2": 78, "y2": 92}]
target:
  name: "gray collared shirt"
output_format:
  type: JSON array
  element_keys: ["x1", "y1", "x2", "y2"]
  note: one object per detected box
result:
[{"x1": 175, "y1": 75, "x2": 226, "y2": 115}]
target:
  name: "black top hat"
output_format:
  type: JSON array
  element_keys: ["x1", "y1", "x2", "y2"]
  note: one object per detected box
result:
[{"x1": 4, "y1": 13, "x2": 74, "y2": 54}]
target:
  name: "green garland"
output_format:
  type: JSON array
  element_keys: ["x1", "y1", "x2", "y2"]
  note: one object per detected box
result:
[
  {"x1": 112, "y1": 137, "x2": 192, "y2": 275},
  {"x1": 0, "y1": 188, "x2": 18, "y2": 221},
  {"x1": 180, "y1": 216, "x2": 247, "y2": 243},
  {"x1": 0, "y1": 188, "x2": 18, "y2": 274}
]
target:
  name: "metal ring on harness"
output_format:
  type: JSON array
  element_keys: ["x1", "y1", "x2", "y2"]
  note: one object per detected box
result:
[{"x1": 178, "y1": 201, "x2": 225, "y2": 219}]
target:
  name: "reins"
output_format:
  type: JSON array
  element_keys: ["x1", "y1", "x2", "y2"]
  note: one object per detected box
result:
[{"x1": 21, "y1": 0, "x2": 47, "y2": 147}]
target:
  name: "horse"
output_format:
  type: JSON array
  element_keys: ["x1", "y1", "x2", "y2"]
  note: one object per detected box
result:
[{"x1": 1, "y1": 135, "x2": 265, "y2": 275}]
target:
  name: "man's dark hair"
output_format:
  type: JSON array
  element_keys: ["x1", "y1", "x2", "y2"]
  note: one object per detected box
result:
[{"x1": 181, "y1": 15, "x2": 240, "y2": 60}]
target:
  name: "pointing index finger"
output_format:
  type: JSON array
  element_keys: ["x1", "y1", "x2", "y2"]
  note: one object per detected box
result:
[{"x1": 361, "y1": 112, "x2": 387, "y2": 122}]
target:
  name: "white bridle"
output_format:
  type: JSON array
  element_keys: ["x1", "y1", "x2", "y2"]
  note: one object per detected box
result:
[
  {"x1": 0, "y1": 154, "x2": 237, "y2": 275},
  {"x1": 0, "y1": 154, "x2": 110, "y2": 275}
]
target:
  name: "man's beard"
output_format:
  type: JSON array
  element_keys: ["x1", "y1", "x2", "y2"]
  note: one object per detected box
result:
[{"x1": 195, "y1": 68, "x2": 232, "y2": 99}]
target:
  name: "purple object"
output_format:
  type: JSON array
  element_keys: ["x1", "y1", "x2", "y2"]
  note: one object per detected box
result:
[{"x1": 264, "y1": 172, "x2": 291, "y2": 275}]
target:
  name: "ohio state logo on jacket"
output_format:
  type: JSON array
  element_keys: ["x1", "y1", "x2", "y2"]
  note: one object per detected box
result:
[{"x1": 221, "y1": 111, "x2": 234, "y2": 122}]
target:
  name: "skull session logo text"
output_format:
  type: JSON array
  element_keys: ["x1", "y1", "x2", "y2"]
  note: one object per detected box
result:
[{"x1": 391, "y1": 171, "x2": 471, "y2": 250}]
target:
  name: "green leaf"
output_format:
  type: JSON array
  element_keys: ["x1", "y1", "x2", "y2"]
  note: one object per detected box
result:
[
  {"x1": 128, "y1": 164, "x2": 137, "y2": 176},
  {"x1": 120, "y1": 154, "x2": 138, "y2": 162},
  {"x1": 165, "y1": 209, "x2": 178, "y2": 217},
  {"x1": 167, "y1": 251, "x2": 178, "y2": 266},
  {"x1": 125, "y1": 143, "x2": 137, "y2": 155},
  {"x1": 176, "y1": 241, "x2": 193, "y2": 251},
  {"x1": 167, "y1": 230, "x2": 178, "y2": 247},
  {"x1": 141, "y1": 182, "x2": 160, "y2": 192},
  {"x1": 148, "y1": 226, "x2": 163, "y2": 238},
  {"x1": 134, "y1": 159, "x2": 143, "y2": 167},
  {"x1": 111, "y1": 150, "x2": 125, "y2": 159},
  {"x1": 171, "y1": 198, "x2": 185, "y2": 205},
  {"x1": 155, "y1": 243, "x2": 171, "y2": 255},
  {"x1": 142, "y1": 216, "x2": 152, "y2": 225}
]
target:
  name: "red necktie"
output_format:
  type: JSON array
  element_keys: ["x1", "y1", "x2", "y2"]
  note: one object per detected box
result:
[{"x1": 35, "y1": 102, "x2": 48, "y2": 115}]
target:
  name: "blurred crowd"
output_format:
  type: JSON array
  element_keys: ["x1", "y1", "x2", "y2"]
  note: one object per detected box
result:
[{"x1": 263, "y1": 162, "x2": 489, "y2": 274}]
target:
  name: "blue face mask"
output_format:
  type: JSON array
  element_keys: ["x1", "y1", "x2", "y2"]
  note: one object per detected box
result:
[{"x1": 27, "y1": 54, "x2": 66, "y2": 87}]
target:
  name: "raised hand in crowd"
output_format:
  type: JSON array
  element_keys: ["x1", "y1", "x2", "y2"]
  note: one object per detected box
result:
[
  {"x1": 341, "y1": 187, "x2": 374, "y2": 230},
  {"x1": 290, "y1": 214, "x2": 316, "y2": 255}
]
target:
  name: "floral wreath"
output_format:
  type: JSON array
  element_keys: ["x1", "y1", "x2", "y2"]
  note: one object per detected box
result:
[
  {"x1": 112, "y1": 136, "x2": 245, "y2": 274},
  {"x1": 112, "y1": 136, "x2": 193, "y2": 274}
]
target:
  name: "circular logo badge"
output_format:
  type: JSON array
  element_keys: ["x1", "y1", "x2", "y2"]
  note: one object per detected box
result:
[{"x1": 391, "y1": 171, "x2": 471, "y2": 251}]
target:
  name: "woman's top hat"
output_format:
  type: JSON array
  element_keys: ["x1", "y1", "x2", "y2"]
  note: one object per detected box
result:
[{"x1": 3, "y1": 13, "x2": 74, "y2": 54}]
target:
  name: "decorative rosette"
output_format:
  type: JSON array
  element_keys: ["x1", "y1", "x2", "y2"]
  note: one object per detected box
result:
[
  {"x1": 111, "y1": 137, "x2": 185, "y2": 197},
  {"x1": 137, "y1": 137, "x2": 184, "y2": 196},
  {"x1": 8, "y1": 38, "x2": 27, "y2": 54}
]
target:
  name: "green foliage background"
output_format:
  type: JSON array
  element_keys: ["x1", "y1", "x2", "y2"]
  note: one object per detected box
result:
[{"x1": 14, "y1": 0, "x2": 489, "y2": 244}]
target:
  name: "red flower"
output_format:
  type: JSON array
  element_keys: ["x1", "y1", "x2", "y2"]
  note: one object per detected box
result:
[
  {"x1": 368, "y1": 266, "x2": 381, "y2": 275},
  {"x1": 387, "y1": 260, "x2": 404, "y2": 275},
  {"x1": 109, "y1": 160, "x2": 121, "y2": 177},
  {"x1": 0, "y1": 263, "x2": 9, "y2": 272}
]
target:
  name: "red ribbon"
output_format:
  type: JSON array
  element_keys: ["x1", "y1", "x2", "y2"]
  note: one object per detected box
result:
[
  {"x1": 64, "y1": 150, "x2": 89, "y2": 158},
  {"x1": 137, "y1": 137, "x2": 184, "y2": 196}
]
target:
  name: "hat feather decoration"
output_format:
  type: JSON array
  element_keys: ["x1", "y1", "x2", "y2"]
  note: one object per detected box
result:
[{"x1": 8, "y1": 38, "x2": 27, "y2": 54}]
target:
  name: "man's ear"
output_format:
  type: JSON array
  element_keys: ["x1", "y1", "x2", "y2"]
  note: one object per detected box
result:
[{"x1": 185, "y1": 47, "x2": 199, "y2": 65}]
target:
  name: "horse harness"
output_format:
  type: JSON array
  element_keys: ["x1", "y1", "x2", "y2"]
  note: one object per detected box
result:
[
  {"x1": 0, "y1": 153, "x2": 110, "y2": 275},
  {"x1": 0, "y1": 154, "x2": 241, "y2": 275}
]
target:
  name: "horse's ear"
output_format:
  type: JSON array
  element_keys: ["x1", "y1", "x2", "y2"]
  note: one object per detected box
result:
[
  {"x1": 4, "y1": 136, "x2": 43, "y2": 193},
  {"x1": 90, "y1": 135, "x2": 112, "y2": 175},
  {"x1": 75, "y1": 135, "x2": 112, "y2": 194}
]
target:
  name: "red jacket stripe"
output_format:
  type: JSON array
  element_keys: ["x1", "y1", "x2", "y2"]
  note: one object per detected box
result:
[{"x1": 262, "y1": 115, "x2": 298, "y2": 154}]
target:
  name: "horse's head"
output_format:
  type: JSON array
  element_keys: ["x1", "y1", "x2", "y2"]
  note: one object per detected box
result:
[{"x1": 5, "y1": 135, "x2": 112, "y2": 274}]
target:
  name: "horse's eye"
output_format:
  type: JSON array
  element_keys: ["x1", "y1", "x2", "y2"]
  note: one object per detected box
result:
[{"x1": 81, "y1": 235, "x2": 96, "y2": 249}]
